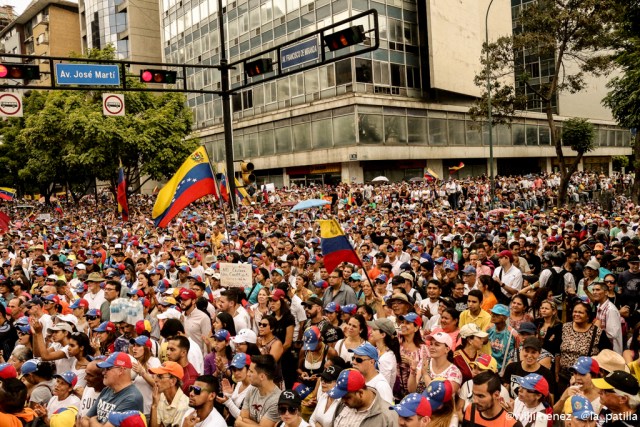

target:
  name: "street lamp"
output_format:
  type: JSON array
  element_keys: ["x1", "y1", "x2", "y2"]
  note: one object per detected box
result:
[{"x1": 486, "y1": 0, "x2": 495, "y2": 209}]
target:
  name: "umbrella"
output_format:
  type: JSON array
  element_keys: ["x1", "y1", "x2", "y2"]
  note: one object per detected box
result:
[
  {"x1": 372, "y1": 176, "x2": 389, "y2": 183},
  {"x1": 290, "y1": 199, "x2": 331, "y2": 212},
  {"x1": 409, "y1": 177, "x2": 424, "y2": 182}
]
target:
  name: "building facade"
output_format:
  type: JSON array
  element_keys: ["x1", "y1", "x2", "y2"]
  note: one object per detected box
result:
[
  {"x1": 0, "y1": 0, "x2": 81, "y2": 86},
  {"x1": 164, "y1": 0, "x2": 631, "y2": 187}
]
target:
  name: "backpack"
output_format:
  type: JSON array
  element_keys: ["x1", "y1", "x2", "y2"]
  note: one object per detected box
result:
[{"x1": 546, "y1": 268, "x2": 567, "y2": 298}]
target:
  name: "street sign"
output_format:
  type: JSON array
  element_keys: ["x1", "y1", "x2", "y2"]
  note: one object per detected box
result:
[
  {"x1": 102, "y1": 93, "x2": 125, "y2": 116},
  {"x1": 280, "y1": 38, "x2": 319, "y2": 69},
  {"x1": 0, "y1": 92, "x2": 22, "y2": 117},
  {"x1": 55, "y1": 64, "x2": 120, "y2": 85}
]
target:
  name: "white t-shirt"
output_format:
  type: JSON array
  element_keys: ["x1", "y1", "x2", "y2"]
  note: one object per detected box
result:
[
  {"x1": 79, "y1": 387, "x2": 100, "y2": 418},
  {"x1": 309, "y1": 390, "x2": 339, "y2": 427},
  {"x1": 512, "y1": 399, "x2": 547, "y2": 427},
  {"x1": 366, "y1": 373, "x2": 394, "y2": 404},
  {"x1": 290, "y1": 294, "x2": 307, "y2": 340},
  {"x1": 47, "y1": 393, "x2": 81, "y2": 418},
  {"x1": 133, "y1": 357, "x2": 162, "y2": 415},
  {"x1": 233, "y1": 306, "x2": 251, "y2": 333},
  {"x1": 378, "y1": 350, "x2": 397, "y2": 389},
  {"x1": 180, "y1": 407, "x2": 227, "y2": 427},
  {"x1": 50, "y1": 342, "x2": 74, "y2": 374}
]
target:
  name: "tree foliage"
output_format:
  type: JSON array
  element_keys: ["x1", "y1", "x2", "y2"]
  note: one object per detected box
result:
[
  {"x1": 603, "y1": 0, "x2": 640, "y2": 202},
  {"x1": 470, "y1": 0, "x2": 622, "y2": 206},
  {"x1": 1, "y1": 46, "x2": 198, "y2": 202}
]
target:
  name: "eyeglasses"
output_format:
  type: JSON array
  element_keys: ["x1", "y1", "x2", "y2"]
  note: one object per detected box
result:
[
  {"x1": 353, "y1": 356, "x2": 371, "y2": 364},
  {"x1": 85, "y1": 316, "x2": 98, "y2": 321},
  {"x1": 105, "y1": 288, "x2": 117, "y2": 292},
  {"x1": 189, "y1": 385, "x2": 203, "y2": 395},
  {"x1": 278, "y1": 405, "x2": 298, "y2": 415},
  {"x1": 604, "y1": 280, "x2": 616, "y2": 284},
  {"x1": 258, "y1": 322, "x2": 269, "y2": 327}
]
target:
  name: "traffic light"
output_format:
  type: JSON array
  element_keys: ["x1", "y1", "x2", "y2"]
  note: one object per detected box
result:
[
  {"x1": 139, "y1": 69, "x2": 177, "y2": 84},
  {"x1": 324, "y1": 25, "x2": 366, "y2": 51},
  {"x1": 240, "y1": 162, "x2": 255, "y2": 186},
  {"x1": 0, "y1": 63, "x2": 40, "y2": 80},
  {"x1": 245, "y1": 59, "x2": 273, "y2": 78}
]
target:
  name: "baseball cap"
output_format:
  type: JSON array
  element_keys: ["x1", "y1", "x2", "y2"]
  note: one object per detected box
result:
[
  {"x1": 399, "y1": 312, "x2": 422, "y2": 328},
  {"x1": 518, "y1": 322, "x2": 537, "y2": 335},
  {"x1": 86, "y1": 309, "x2": 101, "y2": 318},
  {"x1": 50, "y1": 322, "x2": 74, "y2": 333},
  {"x1": 232, "y1": 328, "x2": 258, "y2": 345},
  {"x1": 319, "y1": 365, "x2": 343, "y2": 382},
  {"x1": 327, "y1": 369, "x2": 366, "y2": 399},
  {"x1": 324, "y1": 302, "x2": 340, "y2": 313},
  {"x1": 367, "y1": 318, "x2": 397, "y2": 337},
  {"x1": 0, "y1": 363, "x2": 17, "y2": 379},
  {"x1": 459, "y1": 324, "x2": 489, "y2": 339},
  {"x1": 375, "y1": 274, "x2": 387, "y2": 283},
  {"x1": 230, "y1": 353, "x2": 251, "y2": 369},
  {"x1": 278, "y1": 389, "x2": 301, "y2": 408},
  {"x1": 178, "y1": 288, "x2": 197, "y2": 300},
  {"x1": 515, "y1": 373, "x2": 549, "y2": 397},
  {"x1": 214, "y1": 329, "x2": 231, "y2": 342},
  {"x1": 498, "y1": 250, "x2": 513, "y2": 262},
  {"x1": 491, "y1": 304, "x2": 510, "y2": 316},
  {"x1": 21, "y1": 359, "x2": 39, "y2": 375},
  {"x1": 564, "y1": 395, "x2": 597, "y2": 420},
  {"x1": 292, "y1": 382, "x2": 312, "y2": 399},
  {"x1": 592, "y1": 370, "x2": 640, "y2": 395},
  {"x1": 53, "y1": 371, "x2": 78, "y2": 387},
  {"x1": 390, "y1": 393, "x2": 432, "y2": 418},
  {"x1": 50, "y1": 407, "x2": 79, "y2": 427},
  {"x1": 130, "y1": 336, "x2": 153, "y2": 349},
  {"x1": 461, "y1": 265, "x2": 476, "y2": 275},
  {"x1": 585, "y1": 260, "x2": 600, "y2": 270},
  {"x1": 387, "y1": 293, "x2": 411, "y2": 306},
  {"x1": 69, "y1": 299, "x2": 89, "y2": 310},
  {"x1": 107, "y1": 411, "x2": 147, "y2": 427},
  {"x1": 302, "y1": 326, "x2": 321, "y2": 351},
  {"x1": 471, "y1": 354, "x2": 498, "y2": 372},
  {"x1": 423, "y1": 379, "x2": 454, "y2": 410},
  {"x1": 269, "y1": 289, "x2": 286, "y2": 301},
  {"x1": 349, "y1": 342, "x2": 379, "y2": 362},
  {"x1": 522, "y1": 336, "x2": 542, "y2": 352},
  {"x1": 302, "y1": 296, "x2": 324, "y2": 308},
  {"x1": 149, "y1": 361, "x2": 184, "y2": 380},
  {"x1": 135, "y1": 320, "x2": 152, "y2": 336},
  {"x1": 313, "y1": 280, "x2": 329, "y2": 289},
  {"x1": 271, "y1": 268, "x2": 284, "y2": 277},
  {"x1": 443, "y1": 260, "x2": 457, "y2": 271},
  {"x1": 340, "y1": 304, "x2": 357, "y2": 315},
  {"x1": 97, "y1": 352, "x2": 133, "y2": 369},
  {"x1": 93, "y1": 321, "x2": 116, "y2": 333},
  {"x1": 349, "y1": 273, "x2": 362, "y2": 281},
  {"x1": 570, "y1": 356, "x2": 600, "y2": 376},
  {"x1": 427, "y1": 331, "x2": 454, "y2": 349}
]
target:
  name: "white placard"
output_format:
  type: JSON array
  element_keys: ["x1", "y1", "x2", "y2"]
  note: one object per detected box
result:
[
  {"x1": 220, "y1": 262, "x2": 252, "y2": 288},
  {"x1": 102, "y1": 93, "x2": 125, "y2": 116}
]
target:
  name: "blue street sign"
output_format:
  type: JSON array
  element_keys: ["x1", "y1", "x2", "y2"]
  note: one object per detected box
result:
[
  {"x1": 280, "y1": 38, "x2": 319, "y2": 69},
  {"x1": 55, "y1": 64, "x2": 120, "y2": 86}
]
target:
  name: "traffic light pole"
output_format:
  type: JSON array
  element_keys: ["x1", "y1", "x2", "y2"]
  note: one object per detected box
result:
[{"x1": 218, "y1": 0, "x2": 237, "y2": 214}]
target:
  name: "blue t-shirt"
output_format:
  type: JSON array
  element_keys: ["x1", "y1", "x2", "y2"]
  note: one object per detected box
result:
[
  {"x1": 86, "y1": 383, "x2": 144, "y2": 423},
  {"x1": 488, "y1": 325, "x2": 519, "y2": 372}
]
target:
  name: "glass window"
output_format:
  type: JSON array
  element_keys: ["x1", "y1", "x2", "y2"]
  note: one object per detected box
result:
[
  {"x1": 250, "y1": 7, "x2": 260, "y2": 30},
  {"x1": 277, "y1": 77, "x2": 290, "y2": 100},
  {"x1": 539, "y1": 126, "x2": 551, "y2": 145},
  {"x1": 358, "y1": 114, "x2": 383, "y2": 144},
  {"x1": 335, "y1": 59, "x2": 352, "y2": 85},
  {"x1": 260, "y1": 129, "x2": 275, "y2": 156},
  {"x1": 384, "y1": 116, "x2": 407, "y2": 144},
  {"x1": 245, "y1": 132, "x2": 258, "y2": 157},
  {"x1": 496, "y1": 125, "x2": 511, "y2": 145},
  {"x1": 293, "y1": 122, "x2": 311, "y2": 151},
  {"x1": 334, "y1": 115, "x2": 355, "y2": 147},
  {"x1": 333, "y1": 0, "x2": 348, "y2": 13},
  {"x1": 390, "y1": 63, "x2": 405, "y2": 87},
  {"x1": 355, "y1": 58, "x2": 372, "y2": 83},
  {"x1": 408, "y1": 117, "x2": 427, "y2": 145},
  {"x1": 275, "y1": 126, "x2": 292, "y2": 153},
  {"x1": 320, "y1": 64, "x2": 335, "y2": 88},
  {"x1": 466, "y1": 121, "x2": 482, "y2": 146},
  {"x1": 526, "y1": 125, "x2": 538, "y2": 145},
  {"x1": 373, "y1": 61, "x2": 389, "y2": 85},
  {"x1": 513, "y1": 124, "x2": 526, "y2": 145},
  {"x1": 304, "y1": 69, "x2": 318, "y2": 94},
  {"x1": 428, "y1": 118, "x2": 447, "y2": 145},
  {"x1": 233, "y1": 132, "x2": 244, "y2": 158},
  {"x1": 312, "y1": 119, "x2": 332, "y2": 148},
  {"x1": 448, "y1": 120, "x2": 465, "y2": 145}
]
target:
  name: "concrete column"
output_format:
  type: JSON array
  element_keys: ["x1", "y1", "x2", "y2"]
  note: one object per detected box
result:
[
  {"x1": 544, "y1": 157, "x2": 553, "y2": 173},
  {"x1": 577, "y1": 159, "x2": 584, "y2": 172},
  {"x1": 486, "y1": 157, "x2": 498, "y2": 177},
  {"x1": 608, "y1": 158, "x2": 613, "y2": 176},
  {"x1": 341, "y1": 162, "x2": 364, "y2": 184},
  {"x1": 282, "y1": 168, "x2": 290, "y2": 187}
]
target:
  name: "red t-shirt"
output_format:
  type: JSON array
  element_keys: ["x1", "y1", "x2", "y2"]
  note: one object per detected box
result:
[{"x1": 181, "y1": 362, "x2": 199, "y2": 394}]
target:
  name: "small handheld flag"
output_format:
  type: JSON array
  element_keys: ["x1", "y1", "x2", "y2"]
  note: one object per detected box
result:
[{"x1": 117, "y1": 165, "x2": 129, "y2": 221}]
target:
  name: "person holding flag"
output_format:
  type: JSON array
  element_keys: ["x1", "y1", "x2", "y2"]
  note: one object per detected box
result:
[{"x1": 116, "y1": 163, "x2": 129, "y2": 222}]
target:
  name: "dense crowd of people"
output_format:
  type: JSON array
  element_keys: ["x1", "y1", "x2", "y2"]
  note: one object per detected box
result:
[{"x1": 0, "y1": 171, "x2": 639, "y2": 427}]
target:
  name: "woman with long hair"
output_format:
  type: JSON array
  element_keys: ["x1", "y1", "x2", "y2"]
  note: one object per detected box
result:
[
  {"x1": 308, "y1": 365, "x2": 343, "y2": 427},
  {"x1": 130, "y1": 335, "x2": 161, "y2": 421},
  {"x1": 269, "y1": 289, "x2": 296, "y2": 388},
  {"x1": 211, "y1": 329, "x2": 234, "y2": 384},
  {"x1": 294, "y1": 274, "x2": 313, "y2": 302},
  {"x1": 423, "y1": 379, "x2": 458, "y2": 427},
  {"x1": 213, "y1": 312, "x2": 237, "y2": 336},
  {"x1": 396, "y1": 313, "x2": 429, "y2": 399},
  {"x1": 137, "y1": 272, "x2": 152, "y2": 292},
  {"x1": 296, "y1": 326, "x2": 329, "y2": 389},
  {"x1": 453, "y1": 324, "x2": 488, "y2": 383},
  {"x1": 429, "y1": 308, "x2": 461, "y2": 347},
  {"x1": 409, "y1": 331, "x2": 462, "y2": 394},
  {"x1": 31, "y1": 320, "x2": 75, "y2": 375},
  {"x1": 257, "y1": 315, "x2": 285, "y2": 386},
  {"x1": 91, "y1": 321, "x2": 117, "y2": 356},
  {"x1": 216, "y1": 353, "x2": 254, "y2": 426},
  {"x1": 556, "y1": 301, "x2": 611, "y2": 392},
  {"x1": 509, "y1": 295, "x2": 533, "y2": 331},
  {"x1": 67, "y1": 332, "x2": 94, "y2": 388},
  {"x1": 327, "y1": 314, "x2": 368, "y2": 364},
  {"x1": 368, "y1": 318, "x2": 401, "y2": 389},
  {"x1": 477, "y1": 275, "x2": 499, "y2": 312},
  {"x1": 534, "y1": 300, "x2": 563, "y2": 356},
  {"x1": 250, "y1": 287, "x2": 270, "y2": 334},
  {"x1": 359, "y1": 280, "x2": 385, "y2": 317}
]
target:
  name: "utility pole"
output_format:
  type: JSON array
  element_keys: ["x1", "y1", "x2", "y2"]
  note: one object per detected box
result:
[{"x1": 486, "y1": 0, "x2": 495, "y2": 209}]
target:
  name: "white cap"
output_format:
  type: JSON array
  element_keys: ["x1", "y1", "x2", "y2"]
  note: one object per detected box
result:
[
  {"x1": 76, "y1": 263, "x2": 86, "y2": 270},
  {"x1": 157, "y1": 308, "x2": 182, "y2": 320},
  {"x1": 205, "y1": 268, "x2": 215, "y2": 276},
  {"x1": 114, "y1": 243, "x2": 122, "y2": 249},
  {"x1": 427, "y1": 331, "x2": 454, "y2": 349},
  {"x1": 56, "y1": 314, "x2": 78, "y2": 327},
  {"x1": 231, "y1": 328, "x2": 257, "y2": 344}
]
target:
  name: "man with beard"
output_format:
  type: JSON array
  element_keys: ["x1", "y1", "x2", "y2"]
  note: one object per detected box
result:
[
  {"x1": 179, "y1": 375, "x2": 226, "y2": 427},
  {"x1": 179, "y1": 288, "x2": 211, "y2": 354},
  {"x1": 302, "y1": 296, "x2": 342, "y2": 346},
  {"x1": 462, "y1": 371, "x2": 522, "y2": 426}
]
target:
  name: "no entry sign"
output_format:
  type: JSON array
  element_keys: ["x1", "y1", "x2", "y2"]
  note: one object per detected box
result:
[
  {"x1": 102, "y1": 93, "x2": 125, "y2": 116},
  {"x1": 0, "y1": 92, "x2": 23, "y2": 117}
]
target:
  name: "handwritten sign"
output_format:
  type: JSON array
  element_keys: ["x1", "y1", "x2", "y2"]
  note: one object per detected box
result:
[{"x1": 220, "y1": 263, "x2": 252, "y2": 288}]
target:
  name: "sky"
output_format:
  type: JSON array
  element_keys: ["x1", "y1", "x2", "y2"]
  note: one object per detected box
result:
[{"x1": 4, "y1": 0, "x2": 79, "y2": 16}]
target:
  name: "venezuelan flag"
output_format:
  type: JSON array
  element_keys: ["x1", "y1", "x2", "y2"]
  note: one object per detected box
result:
[
  {"x1": 319, "y1": 219, "x2": 363, "y2": 273},
  {"x1": 424, "y1": 168, "x2": 440, "y2": 182},
  {"x1": 234, "y1": 176, "x2": 251, "y2": 205},
  {"x1": 0, "y1": 187, "x2": 16, "y2": 201},
  {"x1": 218, "y1": 173, "x2": 229, "y2": 203},
  {"x1": 448, "y1": 162, "x2": 465, "y2": 174},
  {"x1": 117, "y1": 165, "x2": 129, "y2": 221},
  {"x1": 152, "y1": 146, "x2": 218, "y2": 228}
]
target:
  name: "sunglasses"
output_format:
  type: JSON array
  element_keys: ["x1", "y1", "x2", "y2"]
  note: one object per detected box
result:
[
  {"x1": 258, "y1": 322, "x2": 269, "y2": 327},
  {"x1": 353, "y1": 356, "x2": 371, "y2": 364},
  {"x1": 604, "y1": 280, "x2": 616, "y2": 284},
  {"x1": 189, "y1": 385, "x2": 203, "y2": 395},
  {"x1": 278, "y1": 405, "x2": 298, "y2": 415},
  {"x1": 85, "y1": 316, "x2": 98, "y2": 321}
]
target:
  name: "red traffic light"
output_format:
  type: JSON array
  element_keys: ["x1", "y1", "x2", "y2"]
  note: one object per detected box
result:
[
  {"x1": 325, "y1": 25, "x2": 366, "y2": 51},
  {"x1": 0, "y1": 63, "x2": 40, "y2": 80},
  {"x1": 139, "y1": 69, "x2": 177, "y2": 84},
  {"x1": 245, "y1": 59, "x2": 273, "y2": 78}
]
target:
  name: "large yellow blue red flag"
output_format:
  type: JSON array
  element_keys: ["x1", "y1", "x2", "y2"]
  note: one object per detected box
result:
[
  {"x1": 0, "y1": 187, "x2": 16, "y2": 201},
  {"x1": 152, "y1": 146, "x2": 217, "y2": 227},
  {"x1": 319, "y1": 219, "x2": 363, "y2": 273}
]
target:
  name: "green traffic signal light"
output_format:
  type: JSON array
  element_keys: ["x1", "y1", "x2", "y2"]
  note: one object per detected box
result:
[
  {"x1": 0, "y1": 63, "x2": 40, "y2": 80},
  {"x1": 140, "y1": 69, "x2": 177, "y2": 84},
  {"x1": 325, "y1": 25, "x2": 366, "y2": 51}
]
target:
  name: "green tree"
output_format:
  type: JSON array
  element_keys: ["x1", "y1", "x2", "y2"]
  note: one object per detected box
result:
[
  {"x1": 6, "y1": 46, "x2": 197, "y2": 204},
  {"x1": 603, "y1": 0, "x2": 640, "y2": 202},
  {"x1": 470, "y1": 0, "x2": 621, "y2": 206}
]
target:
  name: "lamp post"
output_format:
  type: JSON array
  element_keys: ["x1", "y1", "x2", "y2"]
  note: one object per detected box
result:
[{"x1": 486, "y1": 0, "x2": 495, "y2": 209}]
